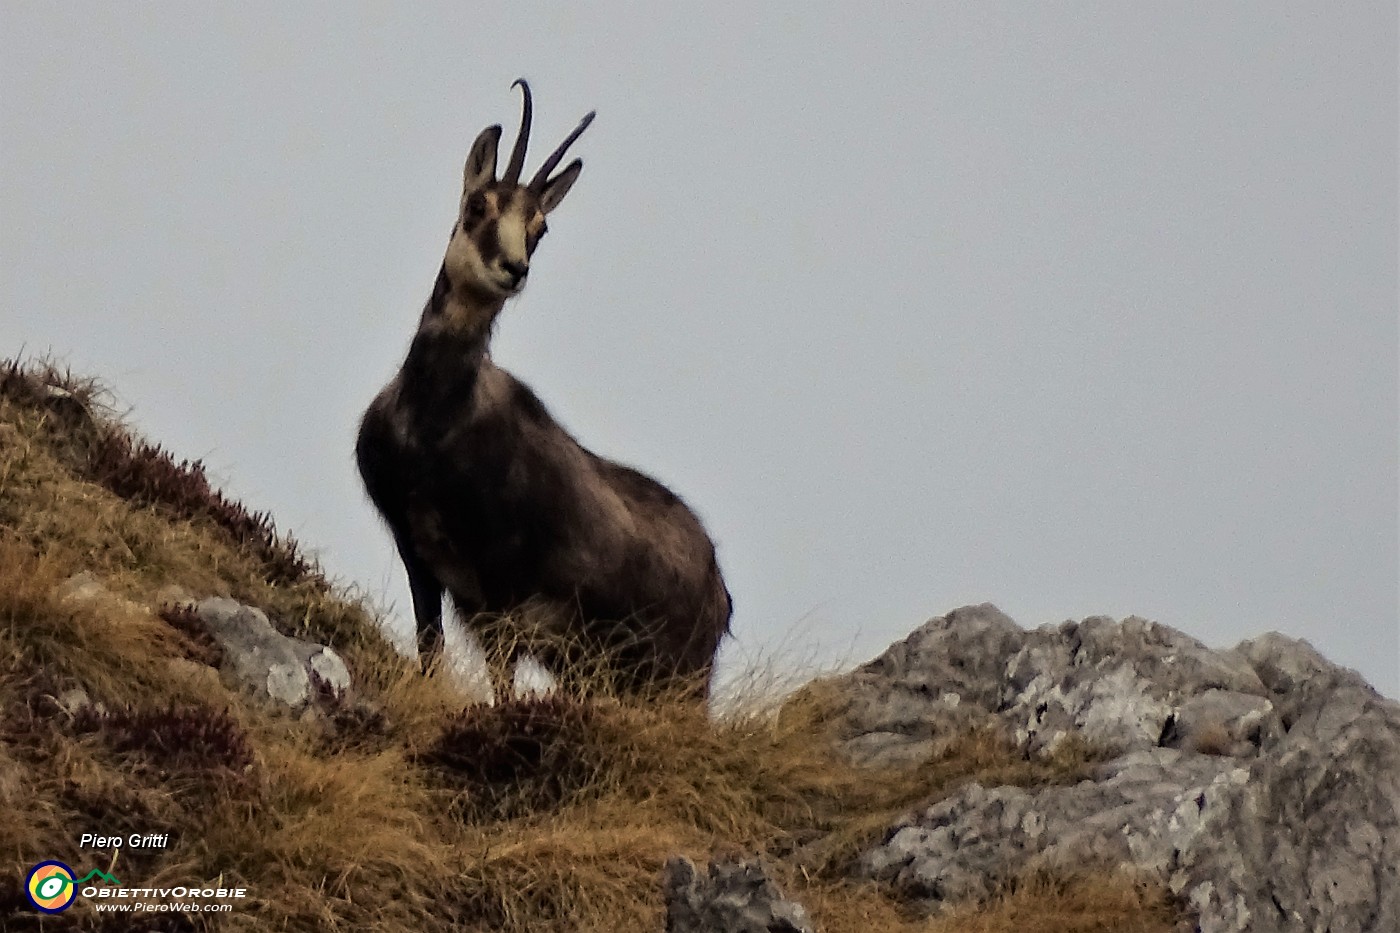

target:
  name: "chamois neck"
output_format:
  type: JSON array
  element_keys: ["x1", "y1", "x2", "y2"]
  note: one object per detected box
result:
[
  {"x1": 419, "y1": 264, "x2": 506, "y2": 346},
  {"x1": 398, "y1": 265, "x2": 502, "y2": 421}
]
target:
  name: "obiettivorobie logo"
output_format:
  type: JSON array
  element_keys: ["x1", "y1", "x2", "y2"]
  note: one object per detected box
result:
[
  {"x1": 23, "y1": 858, "x2": 247, "y2": 915},
  {"x1": 25, "y1": 861, "x2": 121, "y2": 913}
]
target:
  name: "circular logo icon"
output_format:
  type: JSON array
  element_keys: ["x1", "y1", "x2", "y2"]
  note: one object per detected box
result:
[{"x1": 26, "y1": 861, "x2": 77, "y2": 913}]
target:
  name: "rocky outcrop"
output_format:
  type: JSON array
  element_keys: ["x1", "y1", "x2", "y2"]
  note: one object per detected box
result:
[
  {"x1": 833, "y1": 604, "x2": 1288, "y2": 767},
  {"x1": 663, "y1": 857, "x2": 814, "y2": 933},
  {"x1": 842, "y1": 605, "x2": 1398, "y2": 933},
  {"x1": 192, "y1": 596, "x2": 351, "y2": 711}
]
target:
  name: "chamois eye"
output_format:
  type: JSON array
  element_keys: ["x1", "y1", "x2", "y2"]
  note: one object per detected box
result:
[{"x1": 463, "y1": 195, "x2": 486, "y2": 226}]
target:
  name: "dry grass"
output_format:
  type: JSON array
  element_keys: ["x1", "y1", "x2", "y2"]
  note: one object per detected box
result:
[
  {"x1": 0, "y1": 359, "x2": 1183, "y2": 932},
  {"x1": 806, "y1": 870, "x2": 1179, "y2": 933},
  {"x1": 1186, "y1": 721, "x2": 1234, "y2": 756}
]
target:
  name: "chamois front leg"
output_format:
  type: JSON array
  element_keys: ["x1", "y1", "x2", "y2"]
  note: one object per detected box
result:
[{"x1": 395, "y1": 538, "x2": 445, "y2": 674}]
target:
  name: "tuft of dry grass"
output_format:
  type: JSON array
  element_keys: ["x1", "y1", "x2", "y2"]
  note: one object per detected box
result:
[
  {"x1": 0, "y1": 358, "x2": 1184, "y2": 932},
  {"x1": 1187, "y1": 721, "x2": 1234, "y2": 756},
  {"x1": 159, "y1": 603, "x2": 227, "y2": 668},
  {"x1": 806, "y1": 869, "x2": 1180, "y2": 933},
  {"x1": 70, "y1": 703, "x2": 255, "y2": 776},
  {"x1": 421, "y1": 694, "x2": 604, "y2": 820}
]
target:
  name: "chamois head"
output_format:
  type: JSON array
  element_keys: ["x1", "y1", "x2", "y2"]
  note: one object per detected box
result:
[{"x1": 442, "y1": 79, "x2": 594, "y2": 304}]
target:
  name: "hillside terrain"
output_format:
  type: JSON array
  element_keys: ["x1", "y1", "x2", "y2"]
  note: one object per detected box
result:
[{"x1": 8, "y1": 358, "x2": 1335, "y2": 932}]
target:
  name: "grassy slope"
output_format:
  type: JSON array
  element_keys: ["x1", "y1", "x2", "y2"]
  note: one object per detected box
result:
[{"x1": 0, "y1": 361, "x2": 1181, "y2": 932}]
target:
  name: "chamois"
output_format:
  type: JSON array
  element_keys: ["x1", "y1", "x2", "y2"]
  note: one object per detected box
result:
[{"x1": 356, "y1": 81, "x2": 732, "y2": 698}]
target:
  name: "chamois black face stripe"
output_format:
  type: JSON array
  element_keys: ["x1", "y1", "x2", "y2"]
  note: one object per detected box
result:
[{"x1": 476, "y1": 225, "x2": 502, "y2": 264}]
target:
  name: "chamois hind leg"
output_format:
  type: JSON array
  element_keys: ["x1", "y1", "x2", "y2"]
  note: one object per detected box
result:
[{"x1": 473, "y1": 616, "x2": 520, "y2": 704}]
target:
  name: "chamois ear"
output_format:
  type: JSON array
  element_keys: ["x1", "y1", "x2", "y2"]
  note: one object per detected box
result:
[
  {"x1": 463, "y1": 125, "x2": 502, "y2": 196},
  {"x1": 538, "y1": 159, "x2": 583, "y2": 215}
]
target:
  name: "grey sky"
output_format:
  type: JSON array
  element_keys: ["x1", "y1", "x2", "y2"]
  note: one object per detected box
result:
[{"x1": 3, "y1": 3, "x2": 1396, "y2": 697}]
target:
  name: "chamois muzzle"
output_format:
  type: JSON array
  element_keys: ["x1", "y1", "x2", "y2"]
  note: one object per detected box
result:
[{"x1": 502, "y1": 260, "x2": 529, "y2": 287}]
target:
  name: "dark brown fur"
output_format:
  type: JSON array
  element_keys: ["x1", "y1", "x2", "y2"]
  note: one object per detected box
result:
[{"x1": 356, "y1": 83, "x2": 731, "y2": 697}]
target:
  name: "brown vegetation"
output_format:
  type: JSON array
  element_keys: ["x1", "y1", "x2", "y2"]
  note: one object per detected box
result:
[{"x1": 0, "y1": 359, "x2": 1181, "y2": 931}]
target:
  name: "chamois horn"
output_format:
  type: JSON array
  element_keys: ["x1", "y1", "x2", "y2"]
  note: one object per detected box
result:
[
  {"x1": 502, "y1": 78, "x2": 532, "y2": 184},
  {"x1": 530, "y1": 108, "x2": 596, "y2": 192}
]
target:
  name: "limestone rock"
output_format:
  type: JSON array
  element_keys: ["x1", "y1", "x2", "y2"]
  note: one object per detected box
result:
[
  {"x1": 52, "y1": 686, "x2": 104, "y2": 719},
  {"x1": 834, "y1": 603, "x2": 1018, "y2": 766},
  {"x1": 57, "y1": 571, "x2": 110, "y2": 604},
  {"x1": 664, "y1": 857, "x2": 814, "y2": 933},
  {"x1": 193, "y1": 597, "x2": 351, "y2": 711},
  {"x1": 1003, "y1": 615, "x2": 1270, "y2": 756},
  {"x1": 1170, "y1": 667, "x2": 1400, "y2": 932},
  {"x1": 1159, "y1": 688, "x2": 1279, "y2": 757},
  {"x1": 834, "y1": 607, "x2": 1296, "y2": 765},
  {"x1": 859, "y1": 748, "x2": 1245, "y2": 906}
]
